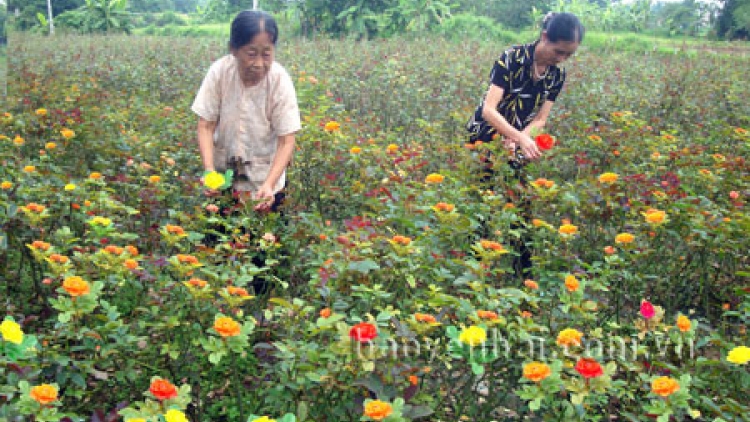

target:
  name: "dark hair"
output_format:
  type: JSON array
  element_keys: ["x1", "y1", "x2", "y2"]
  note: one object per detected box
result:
[
  {"x1": 229, "y1": 10, "x2": 278, "y2": 50},
  {"x1": 542, "y1": 12, "x2": 584, "y2": 43}
]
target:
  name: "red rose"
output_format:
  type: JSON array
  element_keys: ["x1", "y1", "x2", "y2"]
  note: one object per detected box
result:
[
  {"x1": 535, "y1": 134, "x2": 556, "y2": 150},
  {"x1": 149, "y1": 378, "x2": 178, "y2": 401},
  {"x1": 349, "y1": 322, "x2": 378, "y2": 342},
  {"x1": 575, "y1": 357, "x2": 604, "y2": 379}
]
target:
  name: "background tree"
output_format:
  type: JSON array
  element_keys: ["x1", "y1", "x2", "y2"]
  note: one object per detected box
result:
[
  {"x1": 7, "y1": 0, "x2": 84, "y2": 30},
  {"x1": 716, "y1": 0, "x2": 750, "y2": 39}
]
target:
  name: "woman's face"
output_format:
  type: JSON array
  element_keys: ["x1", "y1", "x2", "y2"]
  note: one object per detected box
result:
[
  {"x1": 537, "y1": 31, "x2": 579, "y2": 67},
  {"x1": 232, "y1": 31, "x2": 275, "y2": 85}
]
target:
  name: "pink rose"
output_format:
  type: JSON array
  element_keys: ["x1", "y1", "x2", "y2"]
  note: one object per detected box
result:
[{"x1": 640, "y1": 300, "x2": 655, "y2": 319}]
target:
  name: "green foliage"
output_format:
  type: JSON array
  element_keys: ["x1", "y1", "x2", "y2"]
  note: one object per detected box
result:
[
  {"x1": 717, "y1": 0, "x2": 750, "y2": 39},
  {"x1": 431, "y1": 13, "x2": 518, "y2": 44}
]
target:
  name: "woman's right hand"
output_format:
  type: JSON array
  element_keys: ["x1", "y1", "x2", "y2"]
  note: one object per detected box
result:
[
  {"x1": 516, "y1": 133, "x2": 541, "y2": 161},
  {"x1": 201, "y1": 171, "x2": 222, "y2": 197}
]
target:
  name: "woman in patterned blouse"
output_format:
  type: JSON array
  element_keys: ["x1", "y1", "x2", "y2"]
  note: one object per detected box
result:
[
  {"x1": 467, "y1": 12, "x2": 584, "y2": 163},
  {"x1": 466, "y1": 12, "x2": 584, "y2": 279}
]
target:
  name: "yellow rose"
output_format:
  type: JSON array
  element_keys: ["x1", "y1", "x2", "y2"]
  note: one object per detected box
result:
[
  {"x1": 64, "y1": 184, "x2": 76, "y2": 191},
  {"x1": 614, "y1": 233, "x2": 635, "y2": 244},
  {"x1": 204, "y1": 171, "x2": 226, "y2": 190},
  {"x1": 1, "y1": 319, "x2": 24, "y2": 344},
  {"x1": 727, "y1": 346, "x2": 750, "y2": 365},
  {"x1": 254, "y1": 417, "x2": 277, "y2": 422},
  {"x1": 60, "y1": 128, "x2": 75, "y2": 139},
  {"x1": 164, "y1": 409, "x2": 189, "y2": 422},
  {"x1": 425, "y1": 173, "x2": 445, "y2": 184},
  {"x1": 558, "y1": 224, "x2": 578, "y2": 236},
  {"x1": 556, "y1": 328, "x2": 583, "y2": 347},
  {"x1": 643, "y1": 208, "x2": 667, "y2": 225},
  {"x1": 598, "y1": 172, "x2": 618, "y2": 184},
  {"x1": 324, "y1": 121, "x2": 341, "y2": 132},
  {"x1": 458, "y1": 325, "x2": 487, "y2": 347}
]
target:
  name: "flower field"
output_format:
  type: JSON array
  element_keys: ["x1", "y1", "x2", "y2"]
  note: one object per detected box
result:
[{"x1": 1, "y1": 34, "x2": 749, "y2": 421}]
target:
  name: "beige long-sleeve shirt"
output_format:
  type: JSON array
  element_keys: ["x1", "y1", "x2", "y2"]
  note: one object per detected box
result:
[{"x1": 192, "y1": 55, "x2": 301, "y2": 193}]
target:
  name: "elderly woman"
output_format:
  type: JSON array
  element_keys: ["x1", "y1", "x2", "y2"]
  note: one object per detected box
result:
[
  {"x1": 192, "y1": 10, "x2": 301, "y2": 212},
  {"x1": 192, "y1": 10, "x2": 301, "y2": 294}
]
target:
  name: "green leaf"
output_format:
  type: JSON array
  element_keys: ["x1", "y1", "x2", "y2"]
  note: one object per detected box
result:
[
  {"x1": 209, "y1": 352, "x2": 224, "y2": 365},
  {"x1": 348, "y1": 259, "x2": 380, "y2": 274}
]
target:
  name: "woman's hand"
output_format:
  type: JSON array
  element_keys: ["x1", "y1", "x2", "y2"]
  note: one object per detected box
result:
[
  {"x1": 502, "y1": 137, "x2": 518, "y2": 152},
  {"x1": 200, "y1": 172, "x2": 222, "y2": 197},
  {"x1": 253, "y1": 184, "x2": 275, "y2": 212},
  {"x1": 516, "y1": 133, "x2": 541, "y2": 161}
]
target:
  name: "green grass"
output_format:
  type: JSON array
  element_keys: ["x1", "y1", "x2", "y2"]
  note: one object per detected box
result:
[
  {"x1": 132, "y1": 22, "x2": 750, "y2": 57},
  {"x1": 0, "y1": 44, "x2": 6, "y2": 98}
]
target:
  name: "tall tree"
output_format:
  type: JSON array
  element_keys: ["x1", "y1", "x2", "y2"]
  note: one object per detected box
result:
[{"x1": 716, "y1": 0, "x2": 750, "y2": 39}]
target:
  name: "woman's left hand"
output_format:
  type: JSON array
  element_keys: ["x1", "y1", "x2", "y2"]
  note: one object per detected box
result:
[{"x1": 253, "y1": 185, "x2": 275, "y2": 212}]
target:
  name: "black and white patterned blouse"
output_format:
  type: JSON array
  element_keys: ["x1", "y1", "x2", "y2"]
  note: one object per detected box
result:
[{"x1": 467, "y1": 41, "x2": 566, "y2": 142}]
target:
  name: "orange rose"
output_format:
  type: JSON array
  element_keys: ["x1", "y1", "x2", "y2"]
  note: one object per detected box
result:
[
  {"x1": 477, "y1": 310, "x2": 499, "y2": 320},
  {"x1": 49, "y1": 254, "x2": 69, "y2": 264},
  {"x1": 391, "y1": 235, "x2": 411, "y2": 246},
  {"x1": 165, "y1": 224, "x2": 185, "y2": 235},
  {"x1": 424, "y1": 173, "x2": 444, "y2": 184},
  {"x1": 149, "y1": 378, "x2": 178, "y2": 401},
  {"x1": 227, "y1": 286, "x2": 250, "y2": 296},
  {"x1": 651, "y1": 376, "x2": 680, "y2": 397},
  {"x1": 30, "y1": 384, "x2": 58, "y2": 405},
  {"x1": 176, "y1": 254, "x2": 199, "y2": 265},
  {"x1": 188, "y1": 278, "x2": 207, "y2": 288},
  {"x1": 676, "y1": 315, "x2": 691, "y2": 332},
  {"x1": 62, "y1": 276, "x2": 90, "y2": 297},
  {"x1": 124, "y1": 259, "x2": 139, "y2": 270},
  {"x1": 319, "y1": 308, "x2": 332, "y2": 318},
  {"x1": 433, "y1": 202, "x2": 455, "y2": 212},
  {"x1": 414, "y1": 313, "x2": 436, "y2": 323},
  {"x1": 480, "y1": 240, "x2": 506, "y2": 252},
  {"x1": 104, "y1": 245, "x2": 124, "y2": 255},
  {"x1": 214, "y1": 316, "x2": 241, "y2": 337},
  {"x1": 30, "y1": 241, "x2": 51, "y2": 251},
  {"x1": 363, "y1": 400, "x2": 393, "y2": 421},
  {"x1": 564, "y1": 275, "x2": 580, "y2": 292},
  {"x1": 523, "y1": 362, "x2": 552, "y2": 382}
]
